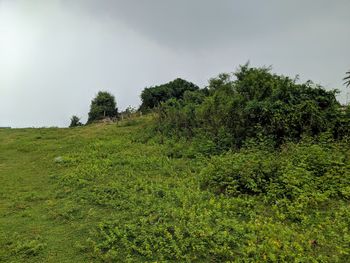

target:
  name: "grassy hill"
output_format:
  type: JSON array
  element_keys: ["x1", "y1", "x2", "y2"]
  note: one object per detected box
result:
[{"x1": 1, "y1": 116, "x2": 349, "y2": 262}]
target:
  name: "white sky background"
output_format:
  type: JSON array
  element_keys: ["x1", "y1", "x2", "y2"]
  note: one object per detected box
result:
[{"x1": 0, "y1": 0, "x2": 349, "y2": 127}]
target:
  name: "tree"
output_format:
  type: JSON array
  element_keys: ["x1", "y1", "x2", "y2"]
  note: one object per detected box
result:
[
  {"x1": 69, "y1": 115, "x2": 82, "y2": 127},
  {"x1": 139, "y1": 78, "x2": 199, "y2": 112},
  {"x1": 87, "y1": 91, "x2": 118, "y2": 123},
  {"x1": 344, "y1": 70, "x2": 350, "y2": 88}
]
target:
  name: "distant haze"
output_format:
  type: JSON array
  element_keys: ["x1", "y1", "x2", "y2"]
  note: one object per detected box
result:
[{"x1": 1, "y1": 0, "x2": 349, "y2": 127}]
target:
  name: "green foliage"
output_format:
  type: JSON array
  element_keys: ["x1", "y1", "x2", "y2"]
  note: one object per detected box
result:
[
  {"x1": 156, "y1": 89, "x2": 209, "y2": 138},
  {"x1": 140, "y1": 78, "x2": 199, "y2": 112},
  {"x1": 69, "y1": 115, "x2": 82, "y2": 127},
  {"x1": 201, "y1": 150, "x2": 279, "y2": 196},
  {"x1": 87, "y1": 91, "x2": 118, "y2": 123},
  {"x1": 201, "y1": 139, "x2": 350, "y2": 204},
  {"x1": 344, "y1": 70, "x2": 350, "y2": 88},
  {"x1": 9, "y1": 235, "x2": 46, "y2": 258},
  {"x1": 157, "y1": 65, "x2": 343, "y2": 148},
  {"x1": 89, "y1": 215, "x2": 244, "y2": 262}
]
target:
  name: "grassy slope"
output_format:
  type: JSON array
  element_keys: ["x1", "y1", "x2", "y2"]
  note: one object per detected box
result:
[
  {"x1": 0, "y1": 117, "x2": 197, "y2": 262},
  {"x1": 0, "y1": 116, "x2": 349, "y2": 262},
  {"x1": 0, "y1": 125, "x2": 96, "y2": 262}
]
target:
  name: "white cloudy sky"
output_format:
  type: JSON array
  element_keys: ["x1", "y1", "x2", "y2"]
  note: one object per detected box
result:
[{"x1": 0, "y1": 0, "x2": 349, "y2": 127}]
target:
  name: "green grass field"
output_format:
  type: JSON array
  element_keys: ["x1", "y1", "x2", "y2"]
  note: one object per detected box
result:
[
  {"x1": 1, "y1": 116, "x2": 349, "y2": 262},
  {"x1": 0, "y1": 117, "x2": 199, "y2": 262}
]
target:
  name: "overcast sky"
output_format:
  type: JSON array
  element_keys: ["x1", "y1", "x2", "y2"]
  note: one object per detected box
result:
[{"x1": 0, "y1": 0, "x2": 349, "y2": 127}]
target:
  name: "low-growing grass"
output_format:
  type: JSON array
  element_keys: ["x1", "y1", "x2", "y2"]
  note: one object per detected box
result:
[{"x1": 1, "y1": 116, "x2": 349, "y2": 262}]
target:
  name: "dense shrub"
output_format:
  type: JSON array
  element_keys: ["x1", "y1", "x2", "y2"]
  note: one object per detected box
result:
[
  {"x1": 157, "y1": 65, "x2": 344, "y2": 148},
  {"x1": 201, "y1": 140, "x2": 350, "y2": 203},
  {"x1": 200, "y1": 150, "x2": 279, "y2": 195},
  {"x1": 89, "y1": 216, "x2": 244, "y2": 262}
]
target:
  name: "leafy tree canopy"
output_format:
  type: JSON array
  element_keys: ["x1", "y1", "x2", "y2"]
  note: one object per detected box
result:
[
  {"x1": 87, "y1": 91, "x2": 118, "y2": 124},
  {"x1": 140, "y1": 78, "x2": 199, "y2": 112}
]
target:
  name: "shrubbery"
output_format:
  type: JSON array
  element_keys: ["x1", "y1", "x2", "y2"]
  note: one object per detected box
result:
[
  {"x1": 200, "y1": 150, "x2": 279, "y2": 195},
  {"x1": 35, "y1": 65, "x2": 350, "y2": 261},
  {"x1": 156, "y1": 65, "x2": 346, "y2": 149},
  {"x1": 201, "y1": 139, "x2": 350, "y2": 203}
]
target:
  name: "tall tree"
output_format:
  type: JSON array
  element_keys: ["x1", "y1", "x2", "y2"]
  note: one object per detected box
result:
[{"x1": 87, "y1": 91, "x2": 118, "y2": 123}]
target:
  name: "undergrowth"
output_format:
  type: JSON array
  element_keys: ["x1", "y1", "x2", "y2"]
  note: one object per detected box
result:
[{"x1": 54, "y1": 120, "x2": 350, "y2": 262}]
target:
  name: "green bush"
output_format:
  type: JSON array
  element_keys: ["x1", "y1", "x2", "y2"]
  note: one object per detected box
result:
[
  {"x1": 156, "y1": 65, "x2": 343, "y2": 149},
  {"x1": 200, "y1": 150, "x2": 279, "y2": 196},
  {"x1": 202, "y1": 140, "x2": 350, "y2": 203},
  {"x1": 89, "y1": 218, "x2": 244, "y2": 262}
]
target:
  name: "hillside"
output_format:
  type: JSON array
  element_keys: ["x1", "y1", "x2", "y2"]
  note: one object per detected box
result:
[{"x1": 1, "y1": 116, "x2": 350, "y2": 262}]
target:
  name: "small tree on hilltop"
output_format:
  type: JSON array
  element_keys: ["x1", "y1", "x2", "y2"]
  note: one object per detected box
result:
[
  {"x1": 69, "y1": 115, "x2": 82, "y2": 127},
  {"x1": 87, "y1": 91, "x2": 118, "y2": 124}
]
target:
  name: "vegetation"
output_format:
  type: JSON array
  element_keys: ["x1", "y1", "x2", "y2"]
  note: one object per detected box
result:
[
  {"x1": 1, "y1": 117, "x2": 350, "y2": 262},
  {"x1": 157, "y1": 65, "x2": 345, "y2": 149},
  {"x1": 87, "y1": 91, "x2": 118, "y2": 124},
  {"x1": 1, "y1": 65, "x2": 350, "y2": 262},
  {"x1": 69, "y1": 115, "x2": 82, "y2": 127},
  {"x1": 344, "y1": 70, "x2": 350, "y2": 88},
  {"x1": 139, "y1": 78, "x2": 200, "y2": 112}
]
